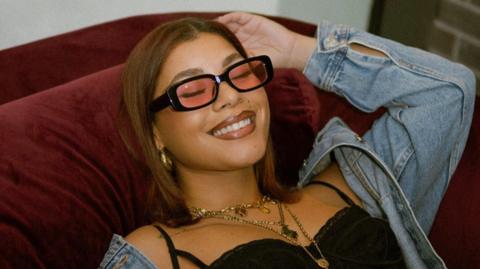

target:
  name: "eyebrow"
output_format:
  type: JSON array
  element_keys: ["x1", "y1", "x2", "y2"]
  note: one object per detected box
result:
[
  {"x1": 169, "y1": 68, "x2": 203, "y2": 86},
  {"x1": 167, "y1": 53, "x2": 244, "y2": 87},
  {"x1": 222, "y1": 52, "x2": 243, "y2": 68}
]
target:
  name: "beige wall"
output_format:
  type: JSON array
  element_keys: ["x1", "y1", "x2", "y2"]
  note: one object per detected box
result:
[{"x1": 0, "y1": 0, "x2": 372, "y2": 50}]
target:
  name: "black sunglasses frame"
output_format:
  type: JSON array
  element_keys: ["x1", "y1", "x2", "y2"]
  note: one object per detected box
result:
[{"x1": 149, "y1": 55, "x2": 273, "y2": 112}]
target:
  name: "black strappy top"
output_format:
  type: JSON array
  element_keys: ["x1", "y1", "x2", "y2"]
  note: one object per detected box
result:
[{"x1": 153, "y1": 182, "x2": 405, "y2": 268}]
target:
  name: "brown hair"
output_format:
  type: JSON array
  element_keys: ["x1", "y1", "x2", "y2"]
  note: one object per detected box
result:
[{"x1": 120, "y1": 17, "x2": 295, "y2": 227}]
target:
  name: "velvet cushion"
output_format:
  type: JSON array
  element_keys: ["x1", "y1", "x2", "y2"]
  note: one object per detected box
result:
[
  {"x1": 267, "y1": 69, "x2": 383, "y2": 185},
  {"x1": 0, "y1": 65, "x2": 149, "y2": 268}
]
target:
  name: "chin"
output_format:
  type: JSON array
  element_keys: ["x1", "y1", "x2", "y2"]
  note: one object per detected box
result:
[{"x1": 225, "y1": 144, "x2": 267, "y2": 169}]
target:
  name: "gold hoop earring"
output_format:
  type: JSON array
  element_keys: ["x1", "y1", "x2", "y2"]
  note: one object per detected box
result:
[{"x1": 159, "y1": 148, "x2": 173, "y2": 171}]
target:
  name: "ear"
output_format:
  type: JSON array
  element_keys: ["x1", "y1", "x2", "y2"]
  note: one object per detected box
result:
[{"x1": 152, "y1": 125, "x2": 165, "y2": 150}]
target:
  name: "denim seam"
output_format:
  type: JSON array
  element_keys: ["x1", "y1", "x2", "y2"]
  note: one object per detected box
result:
[
  {"x1": 393, "y1": 145, "x2": 414, "y2": 177},
  {"x1": 342, "y1": 149, "x2": 381, "y2": 201},
  {"x1": 99, "y1": 236, "x2": 128, "y2": 268}
]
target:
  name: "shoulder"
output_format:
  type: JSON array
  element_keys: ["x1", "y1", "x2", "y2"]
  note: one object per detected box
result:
[
  {"x1": 125, "y1": 225, "x2": 165, "y2": 246},
  {"x1": 303, "y1": 161, "x2": 362, "y2": 207},
  {"x1": 125, "y1": 225, "x2": 172, "y2": 269}
]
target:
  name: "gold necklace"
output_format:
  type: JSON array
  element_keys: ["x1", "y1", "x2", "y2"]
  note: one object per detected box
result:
[
  {"x1": 189, "y1": 197, "x2": 329, "y2": 268},
  {"x1": 189, "y1": 195, "x2": 272, "y2": 219},
  {"x1": 283, "y1": 204, "x2": 330, "y2": 268}
]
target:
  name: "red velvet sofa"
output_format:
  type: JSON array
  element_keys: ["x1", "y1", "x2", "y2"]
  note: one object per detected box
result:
[{"x1": 0, "y1": 12, "x2": 478, "y2": 269}]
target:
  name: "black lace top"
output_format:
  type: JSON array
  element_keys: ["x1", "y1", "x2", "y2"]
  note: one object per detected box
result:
[{"x1": 154, "y1": 182, "x2": 405, "y2": 268}]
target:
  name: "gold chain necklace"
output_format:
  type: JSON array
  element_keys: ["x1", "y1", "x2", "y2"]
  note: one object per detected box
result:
[
  {"x1": 189, "y1": 195, "x2": 272, "y2": 219},
  {"x1": 189, "y1": 197, "x2": 330, "y2": 268},
  {"x1": 283, "y1": 204, "x2": 330, "y2": 268}
]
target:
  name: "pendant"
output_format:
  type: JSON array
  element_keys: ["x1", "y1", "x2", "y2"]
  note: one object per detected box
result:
[
  {"x1": 234, "y1": 207, "x2": 247, "y2": 217},
  {"x1": 259, "y1": 206, "x2": 271, "y2": 214},
  {"x1": 281, "y1": 225, "x2": 298, "y2": 240},
  {"x1": 316, "y1": 258, "x2": 329, "y2": 268}
]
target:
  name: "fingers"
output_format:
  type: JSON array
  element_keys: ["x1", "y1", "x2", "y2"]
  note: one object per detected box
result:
[
  {"x1": 216, "y1": 12, "x2": 257, "y2": 32},
  {"x1": 217, "y1": 12, "x2": 253, "y2": 37},
  {"x1": 220, "y1": 21, "x2": 242, "y2": 34},
  {"x1": 217, "y1": 12, "x2": 249, "y2": 25}
]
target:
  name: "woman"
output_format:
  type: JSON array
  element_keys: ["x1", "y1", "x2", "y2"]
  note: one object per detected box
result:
[{"x1": 100, "y1": 12, "x2": 475, "y2": 269}]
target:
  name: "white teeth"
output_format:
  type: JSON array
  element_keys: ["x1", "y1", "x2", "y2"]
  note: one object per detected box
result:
[{"x1": 213, "y1": 117, "x2": 253, "y2": 137}]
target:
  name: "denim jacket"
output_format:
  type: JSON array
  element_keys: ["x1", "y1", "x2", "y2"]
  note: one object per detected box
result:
[{"x1": 99, "y1": 23, "x2": 476, "y2": 269}]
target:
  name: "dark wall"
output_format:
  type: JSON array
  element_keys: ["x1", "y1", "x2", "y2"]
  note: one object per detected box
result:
[{"x1": 370, "y1": 0, "x2": 479, "y2": 95}]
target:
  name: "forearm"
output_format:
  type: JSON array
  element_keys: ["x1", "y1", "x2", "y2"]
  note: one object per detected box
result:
[
  {"x1": 302, "y1": 22, "x2": 475, "y2": 113},
  {"x1": 289, "y1": 35, "x2": 386, "y2": 71}
]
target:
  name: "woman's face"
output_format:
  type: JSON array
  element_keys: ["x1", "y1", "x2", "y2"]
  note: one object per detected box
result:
[{"x1": 152, "y1": 33, "x2": 270, "y2": 173}]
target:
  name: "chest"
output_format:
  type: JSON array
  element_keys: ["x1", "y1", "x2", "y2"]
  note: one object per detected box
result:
[{"x1": 169, "y1": 196, "x2": 346, "y2": 267}]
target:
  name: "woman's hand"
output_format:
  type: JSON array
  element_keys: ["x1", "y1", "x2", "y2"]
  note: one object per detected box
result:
[{"x1": 217, "y1": 12, "x2": 316, "y2": 70}]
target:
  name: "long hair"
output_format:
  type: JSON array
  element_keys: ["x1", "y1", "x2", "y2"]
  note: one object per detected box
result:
[{"x1": 120, "y1": 17, "x2": 295, "y2": 227}]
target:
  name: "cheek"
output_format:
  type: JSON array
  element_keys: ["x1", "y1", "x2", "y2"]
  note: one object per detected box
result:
[
  {"x1": 254, "y1": 89, "x2": 271, "y2": 133},
  {"x1": 263, "y1": 92, "x2": 271, "y2": 125},
  {"x1": 155, "y1": 111, "x2": 210, "y2": 161}
]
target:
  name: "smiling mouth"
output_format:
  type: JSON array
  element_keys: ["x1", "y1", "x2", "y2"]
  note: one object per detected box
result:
[
  {"x1": 210, "y1": 111, "x2": 256, "y2": 140},
  {"x1": 212, "y1": 116, "x2": 254, "y2": 136}
]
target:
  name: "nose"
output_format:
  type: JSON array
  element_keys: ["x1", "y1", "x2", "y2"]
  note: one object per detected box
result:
[{"x1": 212, "y1": 80, "x2": 242, "y2": 111}]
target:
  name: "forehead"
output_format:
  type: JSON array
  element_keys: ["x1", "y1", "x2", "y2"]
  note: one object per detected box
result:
[
  {"x1": 165, "y1": 33, "x2": 239, "y2": 70},
  {"x1": 156, "y1": 33, "x2": 240, "y2": 93}
]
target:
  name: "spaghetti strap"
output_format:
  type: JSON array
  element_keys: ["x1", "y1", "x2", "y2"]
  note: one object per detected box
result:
[
  {"x1": 152, "y1": 224, "x2": 207, "y2": 269},
  {"x1": 152, "y1": 223, "x2": 181, "y2": 269},
  {"x1": 308, "y1": 181, "x2": 355, "y2": 206},
  {"x1": 176, "y1": 250, "x2": 207, "y2": 268}
]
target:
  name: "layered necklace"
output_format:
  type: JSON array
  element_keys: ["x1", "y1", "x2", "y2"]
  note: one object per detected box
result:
[{"x1": 189, "y1": 196, "x2": 330, "y2": 268}]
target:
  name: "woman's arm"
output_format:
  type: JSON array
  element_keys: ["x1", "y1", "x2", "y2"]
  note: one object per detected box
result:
[
  {"x1": 217, "y1": 12, "x2": 386, "y2": 69},
  {"x1": 219, "y1": 12, "x2": 476, "y2": 232},
  {"x1": 306, "y1": 21, "x2": 475, "y2": 231}
]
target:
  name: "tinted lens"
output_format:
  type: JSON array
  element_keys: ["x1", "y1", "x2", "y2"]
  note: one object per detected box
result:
[
  {"x1": 176, "y1": 78, "x2": 216, "y2": 108},
  {"x1": 228, "y1": 60, "x2": 268, "y2": 90}
]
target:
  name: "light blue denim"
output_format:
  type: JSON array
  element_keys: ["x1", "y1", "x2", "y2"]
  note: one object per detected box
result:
[
  {"x1": 298, "y1": 22, "x2": 475, "y2": 269},
  {"x1": 99, "y1": 22, "x2": 476, "y2": 269}
]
